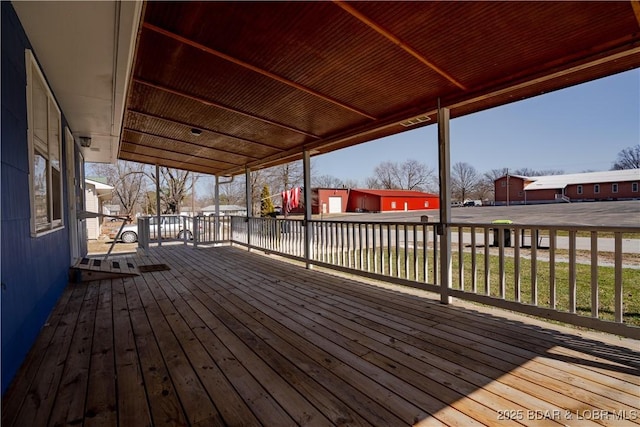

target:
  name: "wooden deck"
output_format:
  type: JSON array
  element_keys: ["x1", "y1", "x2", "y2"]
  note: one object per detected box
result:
[{"x1": 3, "y1": 245, "x2": 639, "y2": 427}]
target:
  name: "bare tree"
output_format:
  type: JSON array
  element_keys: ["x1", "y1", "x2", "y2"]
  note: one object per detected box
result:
[
  {"x1": 373, "y1": 161, "x2": 400, "y2": 189},
  {"x1": 248, "y1": 169, "x2": 266, "y2": 214},
  {"x1": 312, "y1": 174, "x2": 343, "y2": 188},
  {"x1": 263, "y1": 161, "x2": 306, "y2": 211},
  {"x1": 88, "y1": 161, "x2": 148, "y2": 217},
  {"x1": 479, "y1": 168, "x2": 509, "y2": 202},
  {"x1": 370, "y1": 160, "x2": 435, "y2": 191},
  {"x1": 267, "y1": 162, "x2": 304, "y2": 193},
  {"x1": 451, "y1": 162, "x2": 480, "y2": 202},
  {"x1": 611, "y1": 144, "x2": 640, "y2": 170},
  {"x1": 364, "y1": 176, "x2": 380, "y2": 189},
  {"x1": 398, "y1": 159, "x2": 435, "y2": 191},
  {"x1": 342, "y1": 178, "x2": 360, "y2": 189},
  {"x1": 214, "y1": 176, "x2": 246, "y2": 206},
  {"x1": 148, "y1": 167, "x2": 194, "y2": 214},
  {"x1": 512, "y1": 168, "x2": 564, "y2": 177}
]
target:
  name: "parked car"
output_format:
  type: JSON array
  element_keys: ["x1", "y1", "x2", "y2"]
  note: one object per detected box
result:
[{"x1": 111, "y1": 215, "x2": 196, "y2": 243}]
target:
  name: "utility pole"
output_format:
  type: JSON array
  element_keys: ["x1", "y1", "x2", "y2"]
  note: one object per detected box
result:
[{"x1": 506, "y1": 168, "x2": 509, "y2": 207}]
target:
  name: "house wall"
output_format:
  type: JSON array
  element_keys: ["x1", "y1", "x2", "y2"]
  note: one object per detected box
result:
[
  {"x1": 565, "y1": 181, "x2": 639, "y2": 200},
  {"x1": 494, "y1": 176, "x2": 527, "y2": 203},
  {"x1": 496, "y1": 174, "x2": 640, "y2": 205},
  {"x1": 346, "y1": 190, "x2": 440, "y2": 212},
  {"x1": 524, "y1": 189, "x2": 560, "y2": 202},
  {"x1": 85, "y1": 184, "x2": 100, "y2": 239},
  {"x1": 312, "y1": 188, "x2": 349, "y2": 214},
  {"x1": 1, "y1": 2, "x2": 72, "y2": 394},
  {"x1": 379, "y1": 196, "x2": 439, "y2": 211},
  {"x1": 346, "y1": 190, "x2": 381, "y2": 212}
]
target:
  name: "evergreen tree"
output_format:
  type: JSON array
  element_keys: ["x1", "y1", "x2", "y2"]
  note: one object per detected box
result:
[{"x1": 260, "y1": 185, "x2": 275, "y2": 216}]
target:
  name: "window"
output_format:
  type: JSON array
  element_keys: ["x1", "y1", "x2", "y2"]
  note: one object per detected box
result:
[
  {"x1": 501, "y1": 181, "x2": 506, "y2": 187},
  {"x1": 577, "y1": 185, "x2": 583, "y2": 195},
  {"x1": 594, "y1": 184, "x2": 600, "y2": 194},
  {"x1": 612, "y1": 183, "x2": 618, "y2": 193},
  {"x1": 26, "y1": 50, "x2": 63, "y2": 235},
  {"x1": 633, "y1": 182, "x2": 638, "y2": 193},
  {"x1": 391, "y1": 201, "x2": 397, "y2": 209}
]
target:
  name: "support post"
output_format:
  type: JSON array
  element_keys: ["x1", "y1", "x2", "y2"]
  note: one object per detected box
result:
[
  {"x1": 214, "y1": 175, "x2": 220, "y2": 241},
  {"x1": 438, "y1": 105, "x2": 452, "y2": 304},
  {"x1": 245, "y1": 167, "x2": 252, "y2": 250},
  {"x1": 156, "y1": 163, "x2": 162, "y2": 247},
  {"x1": 303, "y1": 150, "x2": 313, "y2": 269}
]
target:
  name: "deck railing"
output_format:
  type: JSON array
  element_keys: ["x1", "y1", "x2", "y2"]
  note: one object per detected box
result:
[
  {"x1": 136, "y1": 215, "x2": 198, "y2": 250},
  {"x1": 193, "y1": 215, "x2": 639, "y2": 337},
  {"x1": 193, "y1": 215, "x2": 232, "y2": 246},
  {"x1": 445, "y1": 222, "x2": 638, "y2": 337}
]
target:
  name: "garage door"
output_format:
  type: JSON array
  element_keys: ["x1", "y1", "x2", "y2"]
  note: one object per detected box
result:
[{"x1": 328, "y1": 196, "x2": 342, "y2": 213}]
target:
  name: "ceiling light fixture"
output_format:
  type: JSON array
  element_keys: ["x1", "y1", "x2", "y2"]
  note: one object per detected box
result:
[
  {"x1": 191, "y1": 128, "x2": 202, "y2": 136},
  {"x1": 400, "y1": 115, "x2": 431, "y2": 127},
  {"x1": 78, "y1": 136, "x2": 92, "y2": 147}
]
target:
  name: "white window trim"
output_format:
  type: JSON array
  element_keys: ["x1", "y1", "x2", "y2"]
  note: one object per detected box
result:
[
  {"x1": 26, "y1": 49, "x2": 64, "y2": 237},
  {"x1": 594, "y1": 184, "x2": 600, "y2": 194},
  {"x1": 612, "y1": 183, "x2": 618, "y2": 193},
  {"x1": 577, "y1": 185, "x2": 583, "y2": 195},
  {"x1": 633, "y1": 182, "x2": 639, "y2": 193}
]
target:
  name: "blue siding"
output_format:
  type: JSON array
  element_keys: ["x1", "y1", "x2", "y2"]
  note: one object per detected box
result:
[{"x1": 1, "y1": 2, "x2": 72, "y2": 394}]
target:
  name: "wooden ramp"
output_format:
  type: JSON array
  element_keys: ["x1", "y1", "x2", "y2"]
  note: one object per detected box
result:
[{"x1": 70, "y1": 257, "x2": 139, "y2": 282}]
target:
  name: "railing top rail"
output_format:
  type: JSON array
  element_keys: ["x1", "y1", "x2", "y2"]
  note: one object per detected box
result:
[
  {"x1": 308, "y1": 219, "x2": 433, "y2": 227},
  {"x1": 224, "y1": 215, "x2": 639, "y2": 233},
  {"x1": 447, "y1": 222, "x2": 640, "y2": 233}
]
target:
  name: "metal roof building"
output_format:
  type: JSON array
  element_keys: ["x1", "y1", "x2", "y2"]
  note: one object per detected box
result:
[
  {"x1": 347, "y1": 189, "x2": 440, "y2": 213},
  {"x1": 523, "y1": 169, "x2": 640, "y2": 191},
  {"x1": 495, "y1": 169, "x2": 640, "y2": 204}
]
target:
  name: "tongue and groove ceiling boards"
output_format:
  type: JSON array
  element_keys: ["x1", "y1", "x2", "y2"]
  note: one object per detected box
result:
[{"x1": 120, "y1": 1, "x2": 640, "y2": 176}]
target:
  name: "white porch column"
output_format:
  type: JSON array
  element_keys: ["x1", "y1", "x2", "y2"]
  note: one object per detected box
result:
[
  {"x1": 303, "y1": 150, "x2": 313, "y2": 269},
  {"x1": 245, "y1": 167, "x2": 252, "y2": 250},
  {"x1": 214, "y1": 175, "x2": 220, "y2": 241},
  {"x1": 438, "y1": 106, "x2": 452, "y2": 304},
  {"x1": 214, "y1": 175, "x2": 220, "y2": 216},
  {"x1": 156, "y1": 163, "x2": 162, "y2": 247}
]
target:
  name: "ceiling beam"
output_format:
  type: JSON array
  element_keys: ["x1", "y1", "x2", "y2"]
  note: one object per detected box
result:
[
  {"x1": 133, "y1": 78, "x2": 321, "y2": 139},
  {"x1": 632, "y1": 0, "x2": 640, "y2": 28},
  {"x1": 123, "y1": 128, "x2": 254, "y2": 164},
  {"x1": 444, "y1": 45, "x2": 640, "y2": 111},
  {"x1": 126, "y1": 109, "x2": 286, "y2": 153},
  {"x1": 119, "y1": 149, "x2": 223, "y2": 175},
  {"x1": 142, "y1": 23, "x2": 378, "y2": 121},
  {"x1": 121, "y1": 138, "x2": 241, "y2": 167},
  {"x1": 333, "y1": 1, "x2": 467, "y2": 91}
]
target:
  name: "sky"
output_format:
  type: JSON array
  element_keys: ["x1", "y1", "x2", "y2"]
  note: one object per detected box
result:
[{"x1": 312, "y1": 68, "x2": 640, "y2": 185}]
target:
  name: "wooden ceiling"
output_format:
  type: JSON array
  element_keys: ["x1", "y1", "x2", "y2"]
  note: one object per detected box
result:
[{"x1": 120, "y1": 1, "x2": 640, "y2": 176}]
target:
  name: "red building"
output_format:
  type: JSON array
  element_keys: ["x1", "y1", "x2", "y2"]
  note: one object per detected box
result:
[
  {"x1": 347, "y1": 189, "x2": 440, "y2": 213},
  {"x1": 495, "y1": 169, "x2": 640, "y2": 204},
  {"x1": 312, "y1": 188, "x2": 350, "y2": 214}
]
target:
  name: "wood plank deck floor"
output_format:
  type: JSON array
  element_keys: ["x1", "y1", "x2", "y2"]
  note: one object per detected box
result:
[{"x1": 3, "y1": 245, "x2": 639, "y2": 426}]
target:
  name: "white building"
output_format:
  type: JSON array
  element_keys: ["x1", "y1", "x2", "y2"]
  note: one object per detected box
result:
[{"x1": 85, "y1": 178, "x2": 114, "y2": 239}]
